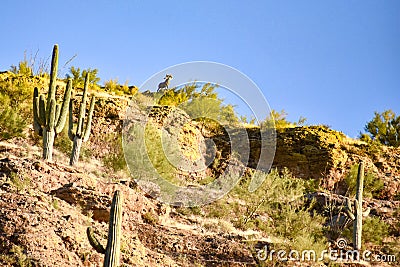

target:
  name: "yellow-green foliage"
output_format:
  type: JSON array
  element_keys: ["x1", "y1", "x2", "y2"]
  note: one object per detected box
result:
[
  {"x1": 67, "y1": 66, "x2": 100, "y2": 89},
  {"x1": 10, "y1": 58, "x2": 33, "y2": 76},
  {"x1": 234, "y1": 169, "x2": 326, "y2": 252},
  {"x1": 261, "y1": 109, "x2": 307, "y2": 129},
  {"x1": 142, "y1": 211, "x2": 159, "y2": 225},
  {"x1": 102, "y1": 132, "x2": 127, "y2": 172},
  {"x1": 104, "y1": 78, "x2": 138, "y2": 96},
  {"x1": 342, "y1": 216, "x2": 389, "y2": 246},
  {"x1": 9, "y1": 171, "x2": 31, "y2": 192},
  {"x1": 364, "y1": 109, "x2": 400, "y2": 147},
  {"x1": 0, "y1": 73, "x2": 45, "y2": 140},
  {"x1": 345, "y1": 164, "x2": 384, "y2": 198},
  {"x1": 157, "y1": 82, "x2": 239, "y2": 125},
  {"x1": 0, "y1": 245, "x2": 34, "y2": 267},
  {"x1": 0, "y1": 93, "x2": 27, "y2": 140},
  {"x1": 198, "y1": 169, "x2": 327, "y2": 255},
  {"x1": 53, "y1": 124, "x2": 73, "y2": 155},
  {"x1": 143, "y1": 123, "x2": 179, "y2": 184}
]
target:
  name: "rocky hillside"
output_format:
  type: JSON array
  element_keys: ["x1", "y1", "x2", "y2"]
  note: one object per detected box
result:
[{"x1": 1, "y1": 73, "x2": 399, "y2": 266}]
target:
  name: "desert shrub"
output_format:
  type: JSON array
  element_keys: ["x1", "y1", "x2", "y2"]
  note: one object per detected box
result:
[
  {"x1": 9, "y1": 171, "x2": 31, "y2": 192},
  {"x1": 104, "y1": 78, "x2": 137, "y2": 96},
  {"x1": 0, "y1": 244, "x2": 34, "y2": 267},
  {"x1": 342, "y1": 216, "x2": 389, "y2": 246},
  {"x1": 10, "y1": 58, "x2": 33, "y2": 76},
  {"x1": 102, "y1": 133, "x2": 127, "y2": 172},
  {"x1": 363, "y1": 109, "x2": 400, "y2": 147},
  {"x1": 53, "y1": 125, "x2": 72, "y2": 155},
  {"x1": 10, "y1": 50, "x2": 50, "y2": 76},
  {"x1": 67, "y1": 66, "x2": 100, "y2": 89},
  {"x1": 133, "y1": 92, "x2": 155, "y2": 108},
  {"x1": 175, "y1": 206, "x2": 202, "y2": 216},
  {"x1": 201, "y1": 169, "x2": 327, "y2": 255},
  {"x1": 234, "y1": 169, "x2": 327, "y2": 254},
  {"x1": 261, "y1": 109, "x2": 306, "y2": 129},
  {"x1": 344, "y1": 164, "x2": 384, "y2": 198},
  {"x1": 142, "y1": 123, "x2": 181, "y2": 184},
  {"x1": 104, "y1": 78, "x2": 119, "y2": 92},
  {"x1": 157, "y1": 82, "x2": 239, "y2": 126},
  {"x1": 142, "y1": 211, "x2": 159, "y2": 225},
  {"x1": 205, "y1": 200, "x2": 232, "y2": 219},
  {"x1": 362, "y1": 216, "x2": 389, "y2": 245},
  {"x1": 0, "y1": 70, "x2": 47, "y2": 141},
  {"x1": 0, "y1": 93, "x2": 27, "y2": 140}
]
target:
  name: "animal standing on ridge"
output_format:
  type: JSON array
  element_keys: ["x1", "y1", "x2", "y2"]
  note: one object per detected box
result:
[{"x1": 157, "y1": 74, "x2": 173, "y2": 92}]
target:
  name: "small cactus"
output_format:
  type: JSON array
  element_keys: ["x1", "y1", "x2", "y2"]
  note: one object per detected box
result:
[
  {"x1": 33, "y1": 44, "x2": 72, "y2": 161},
  {"x1": 68, "y1": 73, "x2": 95, "y2": 166},
  {"x1": 87, "y1": 190, "x2": 123, "y2": 267},
  {"x1": 345, "y1": 161, "x2": 366, "y2": 251}
]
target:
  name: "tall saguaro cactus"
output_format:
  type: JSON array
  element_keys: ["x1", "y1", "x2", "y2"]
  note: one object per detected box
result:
[
  {"x1": 345, "y1": 162, "x2": 365, "y2": 251},
  {"x1": 68, "y1": 73, "x2": 95, "y2": 166},
  {"x1": 33, "y1": 44, "x2": 72, "y2": 161},
  {"x1": 87, "y1": 190, "x2": 123, "y2": 267}
]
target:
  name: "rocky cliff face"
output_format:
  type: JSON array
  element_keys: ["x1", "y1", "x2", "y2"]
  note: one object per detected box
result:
[
  {"x1": 208, "y1": 123, "x2": 400, "y2": 200},
  {"x1": 90, "y1": 95, "x2": 400, "y2": 200}
]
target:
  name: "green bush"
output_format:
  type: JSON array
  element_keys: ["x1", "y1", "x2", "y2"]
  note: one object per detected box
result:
[
  {"x1": 142, "y1": 211, "x2": 159, "y2": 225},
  {"x1": 53, "y1": 125, "x2": 72, "y2": 155},
  {"x1": 0, "y1": 93, "x2": 27, "y2": 140},
  {"x1": 342, "y1": 216, "x2": 389, "y2": 246},
  {"x1": 261, "y1": 109, "x2": 307, "y2": 129},
  {"x1": 362, "y1": 216, "x2": 389, "y2": 245},
  {"x1": 202, "y1": 169, "x2": 327, "y2": 254},
  {"x1": 10, "y1": 59, "x2": 32, "y2": 76},
  {"x1": 344, "y1": 164, "x2": 384, "y2": 198},
  {"x1": 9, "y1": 171, "x2": 31, "y2": 192},
  {"x1": 0, "y1": 70, "x2": 46, "y2": 141},
  {"x1": 67, "y1": 66, "x2": 100, "y2": 89},
  {"x1": 102, "y1": 133, "x2": 127, "y2": 172},
  {"x1": 363, "y1": 109, "x2": 400, "y2": 147},
  {"x1": 104, "y1": 78, "x2": 137, "y2": 96},
  {"x1": 157, "y1": 82, "x2": 239, "y2": 126},
  {"x1": 241, "y1": 169, "x2": 326, "y2": 253}
]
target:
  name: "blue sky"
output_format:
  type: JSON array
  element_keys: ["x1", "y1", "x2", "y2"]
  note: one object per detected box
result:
[{"x1": 1, "y1": 1, "x2": 399, "y2": 138}]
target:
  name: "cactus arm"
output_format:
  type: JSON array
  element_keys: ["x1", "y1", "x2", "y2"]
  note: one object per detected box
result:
[
  {"x1": 104, "y1": 190, "x2": 123, "y2": 267},
  {"x1": 345, "y1": 198, "x2": 355, "y2": 221},
  {"x1": 68, "y1": 100, "x2": 75, "y2": 141},
  {"x1": 54, "y1": 103, "x2": 61, "y2": 127},
  {"x1": 46, "y1": 44, "x2": 58, "y2": 111},
  {"x1": 76, "y1": 73, "x2": 89, "y2": 136},
  {"x1": 83, "y1": 96, "x2": 95, "y2": 142},
  {"x1": 48, "y1": 99, "x2": 56, "y2": 129},
  {"x1": 39, "y1": 95, "x2": 46, "y2": 126},
  {"x1": 55, "y1": 78, "x2": 72, "y2": 133},
  {"x1": 87, "y1": 227, "x2": 106, "y2": 254},
  {"x1": 33, "y1": 88, "x2": 43, "y2": 134}
]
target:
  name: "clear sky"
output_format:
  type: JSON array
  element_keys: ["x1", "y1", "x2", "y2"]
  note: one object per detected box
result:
[{"x1": 1, "y1": 0, "x2": 399, "y2": 138}]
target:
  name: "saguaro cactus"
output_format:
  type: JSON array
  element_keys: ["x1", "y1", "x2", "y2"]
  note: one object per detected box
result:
[
  {"x1": 87, "y1": 190, "x2": 123, "y2": 267},
  {"x1": 33, "y1": 44, "x2": 72, "y2": 161},
  {"x1": 68, "y1": 73, "x2": 95, "y2": 166},
  {"x1": 345, "y1": 162, "x2": 365, "y2": 251}
]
